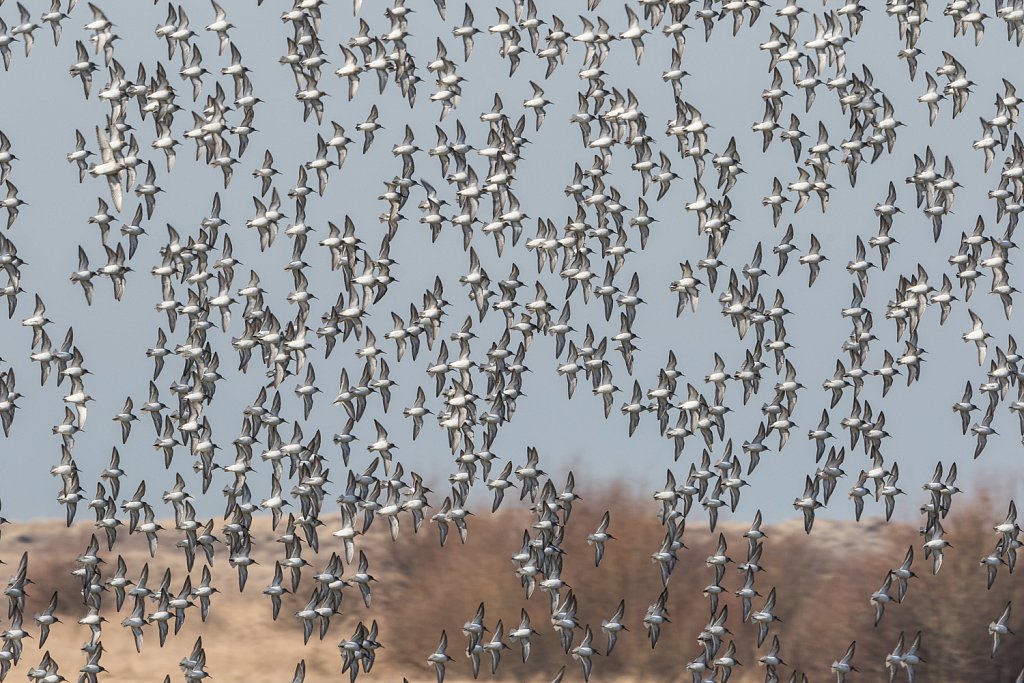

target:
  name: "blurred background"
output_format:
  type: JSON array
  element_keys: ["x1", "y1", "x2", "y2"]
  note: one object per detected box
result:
[
  {"x1": 5, "y1": 493, "x2": 1023, "y2": 682},
  {"x1": 0, "y1": 0, "x2": 1021, "y2": 681}
]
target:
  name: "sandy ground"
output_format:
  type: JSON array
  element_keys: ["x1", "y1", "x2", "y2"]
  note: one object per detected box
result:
[{"x1": 0, "y1": 505, "x2": 1022, "y2": 683}]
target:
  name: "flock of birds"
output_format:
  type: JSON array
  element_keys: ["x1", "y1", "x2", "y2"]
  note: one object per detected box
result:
[{"x1": 0, "y1": 0, "x2": 1022, "y2": 681}]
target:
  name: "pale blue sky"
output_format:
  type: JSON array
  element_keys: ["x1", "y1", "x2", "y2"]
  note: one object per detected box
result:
[{"x1": 0, "y1": 1, "x2": 1020, "y2": 529}]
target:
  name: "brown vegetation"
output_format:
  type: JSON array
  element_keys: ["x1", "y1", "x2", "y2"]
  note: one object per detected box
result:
[{"x1": 3, "y1": 488, "x2": 1023, "y2": 682}]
